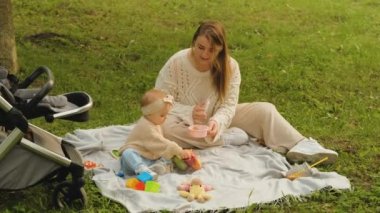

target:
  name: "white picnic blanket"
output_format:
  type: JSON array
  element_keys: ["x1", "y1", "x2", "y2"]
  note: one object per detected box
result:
[{"x1": 63, "y1": 125, "x2": 351, "y2": 213}]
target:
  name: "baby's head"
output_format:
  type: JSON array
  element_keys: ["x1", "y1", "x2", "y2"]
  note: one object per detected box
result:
[{"x1": 141, "y1": 89, "x2": 173, "y2": 125}]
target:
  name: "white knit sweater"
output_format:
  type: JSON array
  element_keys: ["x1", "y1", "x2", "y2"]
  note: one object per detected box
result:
[{"x1": 155, "y1": 48, "x2": 241, "y2": 143}]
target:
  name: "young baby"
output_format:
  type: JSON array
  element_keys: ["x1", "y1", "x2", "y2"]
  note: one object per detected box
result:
[{"x1": 118, "y1": 89, "x2": 192, "y2": 179}]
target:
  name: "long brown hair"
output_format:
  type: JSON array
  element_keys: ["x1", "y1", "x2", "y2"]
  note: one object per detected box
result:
[{"x1": 191, "y1": 20, "x2": 231, "y2": 101}]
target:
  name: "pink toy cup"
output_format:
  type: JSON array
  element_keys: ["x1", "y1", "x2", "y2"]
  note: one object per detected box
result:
[{"x1": 188, "y1": 124, "x2": 209, "y2": 138}]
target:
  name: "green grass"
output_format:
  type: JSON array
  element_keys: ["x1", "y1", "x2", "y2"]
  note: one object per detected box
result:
[{"x1": 1, "y1": 0, "x2": 380, "y2": 212}]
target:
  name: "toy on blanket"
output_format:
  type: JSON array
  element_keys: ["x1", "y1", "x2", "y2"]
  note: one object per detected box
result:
[
  {"x1": 178, "y1": 177, "x2": 212, "y2": 203},
  {"x1": 172, "y1": 155, "x2": 188, "y2": 170},
  {"x1": 111, "y1": 149, "x2": 121, "y2": 159},
  {"x1": 286, "y1": 157, "x2": 328, "y2": 180},
  {"x1": 125, "y1": 172, "x2": 160, "y2": 193},
  {"x1": 83, "y1": 160, "x2": 103, "y2": 170},
  {"x1": 177, "y1": 179, "x2": 213, "y2": 191},
  {"x1": 172, "y1": 150, "x2": 202, "y2": 171},
  {"x1": 184, "y1": 151, "x2": 202, "y2": 170}
]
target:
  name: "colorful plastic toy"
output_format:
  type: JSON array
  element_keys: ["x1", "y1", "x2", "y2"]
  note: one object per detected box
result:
[
  {"x1": 125, "y1": 177, "x2": 160, "y2": 192},
  {"x1": 125, "y1": 177, "x2": 140, "y2": 188},
  {"x1": 145, "y1": 181, "x2": 160, "y2": 193},
  {"x1": 135, "y1": 181, "x2": 145, "y2": 191},
  {"x1": 172, "y1": 151, "x2": 202, "y2": 171},
  {"x1": 184, "y1": 152, "x2": 202, "y2": 170},
  {"x1": 137, "y1": 171, "x2": 153, "y2": 182},
  {"x1": 172, "y1": 155, "x2": 188, "y2": 171}
]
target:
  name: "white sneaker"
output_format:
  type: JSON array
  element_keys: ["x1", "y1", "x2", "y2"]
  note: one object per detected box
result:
[
  {"x1": 135, "y1": 165, "x2": 158, "y2": 180},
  {"x1": 286, "y1": 137, "x2": 338, "y2": 165},
  {"x1": 222, "y1": 127, "x2": 250, "y2": 146}
]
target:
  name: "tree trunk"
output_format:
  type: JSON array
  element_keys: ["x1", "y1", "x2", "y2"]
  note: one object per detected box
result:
[{"x1": 0, "y1": 0, "x2": 18, "y2": 74}]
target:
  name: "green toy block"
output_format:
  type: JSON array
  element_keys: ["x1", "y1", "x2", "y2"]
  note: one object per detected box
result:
[{"x1": 145, "y1": 181, "x2": 160, "y2": 193}]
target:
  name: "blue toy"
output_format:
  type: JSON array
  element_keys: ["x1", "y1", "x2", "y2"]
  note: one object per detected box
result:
[{"x1": 137, "y1": 171, "x2": 153, "y2": 183}]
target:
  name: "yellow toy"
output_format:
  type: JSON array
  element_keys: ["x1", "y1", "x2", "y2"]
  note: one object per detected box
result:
[{"x1": 178, "y1": 177, "x2": 212, "y2": 203}]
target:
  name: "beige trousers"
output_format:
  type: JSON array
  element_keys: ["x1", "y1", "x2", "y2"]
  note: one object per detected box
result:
[{"x1": 162, "y1": 102, "x2": 304, "y2": 151}]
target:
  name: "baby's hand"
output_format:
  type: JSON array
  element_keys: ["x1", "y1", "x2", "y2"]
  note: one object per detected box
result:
[{"x1": 181, "y1": 149, "x2": 193, "y2": 159}]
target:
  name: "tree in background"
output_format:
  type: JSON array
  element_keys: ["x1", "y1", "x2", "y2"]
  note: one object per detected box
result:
[{"x1": 0, "y1": 0, "x2": 18, "y2": 74}]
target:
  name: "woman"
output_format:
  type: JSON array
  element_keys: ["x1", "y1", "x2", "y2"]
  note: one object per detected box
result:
[{"x1": 155, "y1": 20, "x2": 338, "y2": 164}]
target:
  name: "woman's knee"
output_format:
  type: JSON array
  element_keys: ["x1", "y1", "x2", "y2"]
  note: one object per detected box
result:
[
  {"x1": 233, "y1": 102, "x2": 278, "y2": 129},
  {"x1": 252, "y1": 102, "x2": 277, "y2": 115},
  {"x1": 260, "y1": 102, "x2": 277, "y2": 112}
]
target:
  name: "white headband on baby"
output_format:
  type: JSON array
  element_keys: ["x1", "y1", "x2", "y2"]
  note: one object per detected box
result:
[{"x1": 141, "y1": 95, "x2": 174, "y2": 115}]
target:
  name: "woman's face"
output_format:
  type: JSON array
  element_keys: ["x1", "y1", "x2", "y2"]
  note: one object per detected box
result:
[{"x1": 192, "y1": 35, "x2": 222, "y2": 70}]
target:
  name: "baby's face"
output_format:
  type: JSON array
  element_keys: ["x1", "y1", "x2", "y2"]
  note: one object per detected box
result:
[{"x1": 146, "y1": 103, "x2": 172, "y2": 125}]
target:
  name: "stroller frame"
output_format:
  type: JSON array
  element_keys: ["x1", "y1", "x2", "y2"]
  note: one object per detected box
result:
[{"x1": 0, "y1": 96, "x2": 87, "y2": 209}]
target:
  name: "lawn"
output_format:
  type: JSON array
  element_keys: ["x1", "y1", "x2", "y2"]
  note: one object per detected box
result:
[{"x1": 1, "y1": 0, "x2": 379, "y2": 212}]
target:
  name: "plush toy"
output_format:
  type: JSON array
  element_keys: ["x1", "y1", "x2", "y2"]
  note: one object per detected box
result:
[
  {"x1": 177, "y1": 179, "x2": 213, "y2": 191},
  {"x1": 178, "y1": 178, "x2": 212, "y2": 203}
]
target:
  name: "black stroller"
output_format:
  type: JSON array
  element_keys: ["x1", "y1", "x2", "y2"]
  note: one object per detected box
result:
[
  {"x1": 0, "y1": 66, "x2": 92, "y2": 123},
  {"x1": 0, "y1": 66, "x2": 92, "y2": 208}
]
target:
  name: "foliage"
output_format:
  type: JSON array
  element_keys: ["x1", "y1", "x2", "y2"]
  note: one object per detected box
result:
[{"x1": 1, "y1": 0, "x2": 379, "y2": 212}]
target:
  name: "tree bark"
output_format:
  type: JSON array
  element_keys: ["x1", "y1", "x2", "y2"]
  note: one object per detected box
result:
[{"x1": 0, "y1": 0, "x2": 18, "y2": 74}]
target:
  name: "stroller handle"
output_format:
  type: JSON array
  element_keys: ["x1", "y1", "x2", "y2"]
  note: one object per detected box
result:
[
  {"x1": 19, "y1": 66, "x2": 55, "y2": 110},
  {"x1": 0, "y1": 96, "x2": 26, "y2": 161},
  {"x1": 0, "y1": 95, "x2": 13, "y2": 112},
  {"x1": 0, "y1": 95, "x2": 29, "y2": 133}
]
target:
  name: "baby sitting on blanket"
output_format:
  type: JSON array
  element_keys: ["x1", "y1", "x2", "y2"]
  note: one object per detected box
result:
[
  {"x1": 118, "y1": 89, "x2": 193, "y2": 180},
  {"x1": 118, "y1": 89, "x2": 250, "y2": 180}
]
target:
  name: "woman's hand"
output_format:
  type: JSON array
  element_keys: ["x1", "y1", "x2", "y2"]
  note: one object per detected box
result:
[
  {"x1": 207, "y1": 120, "x2": 218, "y2": 138},
  {"x1": 192, "y1": 102, "x2": 208, "y2": 124}
]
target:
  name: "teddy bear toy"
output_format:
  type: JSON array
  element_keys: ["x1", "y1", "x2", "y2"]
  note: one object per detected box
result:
[{"x1": 178, "y1": 177, "x2": 212, "y2": 203}]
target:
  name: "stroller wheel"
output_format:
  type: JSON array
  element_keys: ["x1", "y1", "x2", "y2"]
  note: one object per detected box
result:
[{"x1": 52, "y1": 181, "x2": 87, "y2": 209}]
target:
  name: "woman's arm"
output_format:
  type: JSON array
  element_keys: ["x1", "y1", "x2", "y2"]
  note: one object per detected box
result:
[{"x1": 206, "y1": 58, "x2": 241, "y2": 142}]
